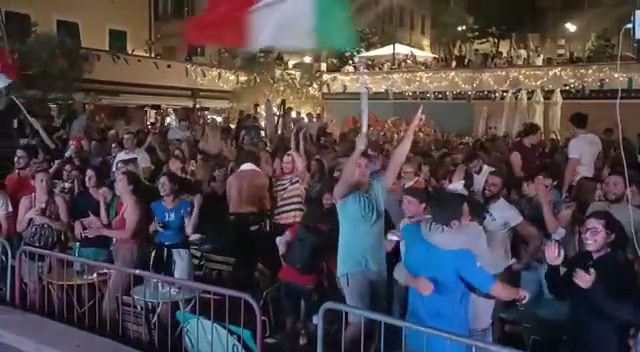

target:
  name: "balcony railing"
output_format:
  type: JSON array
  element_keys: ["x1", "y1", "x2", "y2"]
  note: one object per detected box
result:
[
  {"x1": 82, "y1": 48, "x2": 243, "y2": 91},
  {"x1": 323, "y1": 62, "x2": 640, "y2": 93}
]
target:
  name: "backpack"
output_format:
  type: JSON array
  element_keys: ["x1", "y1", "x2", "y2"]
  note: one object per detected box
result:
[
  {"x1": 283, "y1": 225, "x2": 324, "y2": 274},
  {"x1": 23, "y1": 223, "x2": 58, "y2": 250},
  {"x1": 177, "y1": 311, "x2": 257, "y2": 352},
  {"x1": 23, "y1": 195, "x2": 59, "y2": 252}
]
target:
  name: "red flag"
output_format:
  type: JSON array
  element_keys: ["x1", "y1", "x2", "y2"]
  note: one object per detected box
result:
[
  {"x1": 0, "y1": 48, "x2": 16, "y2": 88},
  {"x1": 183, "y1": 0, "x2": 255, "y2": 47}
]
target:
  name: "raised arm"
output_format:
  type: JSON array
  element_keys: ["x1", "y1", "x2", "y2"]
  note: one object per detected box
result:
[
  {"x1": 383, "y1": 107, "x2": 424, "y2": 189},
  {"x1": 333, "y1": 134, "x2": 367, "y2": 201}
]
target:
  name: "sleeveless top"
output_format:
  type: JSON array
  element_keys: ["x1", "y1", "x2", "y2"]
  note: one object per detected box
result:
[
  {"x1": 113, "y1": 204, "x2": 135, "y2": 245},
  {"x1": 28, "y1": 193, "x2": 60, "y2": 222}
]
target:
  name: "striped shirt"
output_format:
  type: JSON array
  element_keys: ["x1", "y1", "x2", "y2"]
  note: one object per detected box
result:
[{"x1": 273, "y1": 175, "x2": 306, "y2": 225}]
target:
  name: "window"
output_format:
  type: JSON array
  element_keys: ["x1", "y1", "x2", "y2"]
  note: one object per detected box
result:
[
  {"x1": 409, "y1": 10, "x2": 415, "y2": 31},
  {"x1": 4, "y1": 10, "x2": 32, "y2": 45},
  {"x1": 56, "y1": 20, "x2": 81, "y2": 47},
  {"x1": 420, "y1": 14, "x2": 426, "y2": 35},
  {"x1": 398, "y1": 7, "x2": 405, "y2": 28},
  {"x1": 169, "y1": 0, "x2": 195, "y2": 19},
  {"x1": 108, "y1": 29, "x2": 128, "y2": 53},
  {"x1": 187, "y1": 45, "x2": 205, "y2": 57},
  {"x1": 387, "y1": 8, "x2": 394, "y2": 24},
  {"x1": 154, "y1": 0, "x2": 162, "y2": 20}
]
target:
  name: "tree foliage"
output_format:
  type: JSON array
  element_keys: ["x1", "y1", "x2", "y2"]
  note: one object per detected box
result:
[
  {"x1": 468, "y1": 0, "x2": 532, "y2": 51},
  {"x1": 326, "y1": 27, "x2": 383, "y2": 71},
  {"x1": 16, "y1": 25, "x2": 89, "y2": 97},
  {"x1": 585, "y1": 30, "x2": 615, "y2": 63},
  {"x1": 430, "y1": 0, "x2": 473, "y2": 56},
  {"x1": 231, "y1": 50, "x2": 321, "y2": 113}
]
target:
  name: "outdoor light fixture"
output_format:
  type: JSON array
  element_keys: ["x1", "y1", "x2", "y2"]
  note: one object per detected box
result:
[
  {"x1": 564, "y1": 22, "x2": 577, "y2": 33},
  {"x1": 457, "y1": 25, "x2": 466, "y2": 31},
  {"x1": 302, "y1": 56, "x2": 313, "y2": 63}
]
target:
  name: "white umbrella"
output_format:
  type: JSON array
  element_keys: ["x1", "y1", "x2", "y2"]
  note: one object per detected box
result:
[
  {"x1": 499, "y1": 91, "x2": 513, "y2": 136},
  {"x1": 357, "y1": 43, "x2": 438, "y2": 60},
  {"x1": 529, "y1": 89, "x2": 545, "y2": 133},
  {"x1": 512, "y1": 90, "x2": 528, "y2": 136},
  {"x1": 476, "y1": 105, "x2": 488, "y2": 136},
  {"x1": 549, "y1": 89, "x2": 563, "y2": 138}
]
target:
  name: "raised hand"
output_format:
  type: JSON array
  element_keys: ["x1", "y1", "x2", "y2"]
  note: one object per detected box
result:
[
  {"x1": 355, "y1": 133, "x2": 367, "y2": 153},
  {"x1": 409, "y1": 105, "x2": 425, "y2": 130},
  {"x1": 544, "y1": 241, "x2": 565, "y2": 266},
  {"x1": 573, "y1": 268, "x2": 596, "y2": 289}
]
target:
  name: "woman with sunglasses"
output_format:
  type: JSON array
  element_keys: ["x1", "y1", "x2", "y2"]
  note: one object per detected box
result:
[{"x1": 544, "y1": 210, "x2": 637, "y2": 352}]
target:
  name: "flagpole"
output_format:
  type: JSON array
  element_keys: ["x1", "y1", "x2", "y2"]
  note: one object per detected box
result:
[{"x1": 358, "y1": 58, "x2": 368, "y2": 137}]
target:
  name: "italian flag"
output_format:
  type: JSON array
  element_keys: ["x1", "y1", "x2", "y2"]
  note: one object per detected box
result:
[
  {"x1": 0, "y1": 48, "x2": 16, "y2": 89},
  {"x1": 184, "y1": 0, "x2": 358, "y2": 50}
]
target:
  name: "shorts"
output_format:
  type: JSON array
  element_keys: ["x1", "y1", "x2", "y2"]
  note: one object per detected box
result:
[
  {"x1": 469, "y1": 326, "x2": 493, "y2": 352},
  {"x1": 20, "y1": 255, "x2": 48, "y2": 286},
  {"x1": 338, "y1": 270, "x2": 387, "y2": 323},
  {"x1": 171, "y1": 248, "x2": 194, "y2": 280},
  {"x1": 279, "y1": 281, "x2": 316, "y2": 322}
]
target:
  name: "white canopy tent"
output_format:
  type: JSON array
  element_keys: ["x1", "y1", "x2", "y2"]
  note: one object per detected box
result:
[{"x1": 357, "y1": 43, "x2": 437, "y2": 60}]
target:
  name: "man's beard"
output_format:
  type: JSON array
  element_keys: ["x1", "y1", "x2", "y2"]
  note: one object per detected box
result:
[
  {"x1": 605, "y1": 193, "x2": 625, "y2": 204},
  {"x1": 483, "y1": 192, "x2": 500, "y2": 204}
]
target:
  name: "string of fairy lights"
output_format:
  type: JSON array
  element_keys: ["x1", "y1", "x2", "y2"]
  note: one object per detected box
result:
[
  {"x1": 323, "y1": 64, "x2": 640, "y2": 94},
  {"x1": 184, "y1": 62, "x2": 640, "y2": 104}
]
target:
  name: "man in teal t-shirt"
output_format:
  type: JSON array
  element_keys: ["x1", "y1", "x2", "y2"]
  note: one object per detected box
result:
[{"x1": 333, "y1": 107, "x2": 424, "y2": 350}]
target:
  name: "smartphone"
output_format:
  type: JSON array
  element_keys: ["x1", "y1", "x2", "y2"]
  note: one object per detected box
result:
[{"x1": 386, "y1": 231, "x2": 401, "y2": 241}]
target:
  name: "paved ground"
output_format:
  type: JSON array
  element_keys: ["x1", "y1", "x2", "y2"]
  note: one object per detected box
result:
[
  {"x1": 0, "y1": 342, "x2": 24, "y2": 352},
  {"x1": 0, "y1": 306, "x2": 139, "y2": 352}
]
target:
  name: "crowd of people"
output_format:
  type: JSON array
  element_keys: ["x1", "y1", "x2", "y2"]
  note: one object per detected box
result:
[
  {"x1": 2, "y1": 101, "x2": 640, "y2": 352},
  {"x1": 336, "y1": 44, "x2": 592, "y2": 73}
]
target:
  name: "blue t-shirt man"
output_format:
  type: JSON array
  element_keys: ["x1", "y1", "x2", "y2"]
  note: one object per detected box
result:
[
  {"x1": 336, "y1": 177, "x2": 387, "y2": 276},
  {"x1": 151, "y1": 199, "x2": 192, "y2": 245},
  {"x1": 403, "y1": 225, "x2": 496, "y2": 352}
]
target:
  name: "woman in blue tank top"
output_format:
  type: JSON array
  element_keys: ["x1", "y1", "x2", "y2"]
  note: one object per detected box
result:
[{"x1": 150, "y1": 171, "x2": 194, "y2": 280}]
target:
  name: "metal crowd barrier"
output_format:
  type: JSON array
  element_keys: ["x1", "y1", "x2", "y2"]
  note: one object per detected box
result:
[
  {"x1": 14, "y1": 246, "x2": 264, "y2": 352},
  {"x1": 316, "y1": 301, "x2": 523, "y2": 352},
  {"x1": 0, "y1": 238, "x2": 11, "y2": 302}
]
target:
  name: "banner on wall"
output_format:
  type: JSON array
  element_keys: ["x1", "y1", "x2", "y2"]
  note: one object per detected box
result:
[{"x1": 324, "y1": 100, "x2": 475, "y2": 135}]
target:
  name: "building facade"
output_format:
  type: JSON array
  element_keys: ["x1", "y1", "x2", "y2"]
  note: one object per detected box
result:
[
  {"x1": 352, "y1": 0, "x2": 432, "y2": 52},
  {"x1": 0, "y1": 0, "x2": 151, "y2": 54}
]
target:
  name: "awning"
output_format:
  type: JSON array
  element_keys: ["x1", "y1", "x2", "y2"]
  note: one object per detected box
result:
[{"x1": 358, "y1": 43, "x2": 437, "y2": 60}]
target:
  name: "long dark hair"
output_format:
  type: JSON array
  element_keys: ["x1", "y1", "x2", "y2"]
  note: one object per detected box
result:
[
  {"x1": 85, "y1": 165, "x2": 106, "y2": 188},
  {"x1": 584, "y1": 210, "x2": 629, "y2": 255},
  {"x1": 118, "y1": 170, "x2": 144, "y2": 200}
]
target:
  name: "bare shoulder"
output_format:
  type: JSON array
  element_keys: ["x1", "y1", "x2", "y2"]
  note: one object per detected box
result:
[{"x1": 53, "y1": 194, "x2": 67, "y2": 208}]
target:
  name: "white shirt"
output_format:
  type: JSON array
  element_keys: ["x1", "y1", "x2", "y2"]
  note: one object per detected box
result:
[
  {"x1": 482, "y1": 198, "x2": 523, "y2": 272},
  {"x1": 0, "y1": 191, "x2": 12, "y2": 215},
  {"x1": 531, "y1": 52, "x2": 544, "y2": 65},
  {"x1": 472, "y1": 164, "x2": 495, "y2": 194},
  {"x1": 167, "y1": 127, "x2": 191, "y2": 141},
  {"x1": 514, "y1": 49, "x2": 528, "y2": 65},
  {"x1": 112, "y1": 148, "x2": 152, "y2": 172},
  {"x1": 567, "y1": 133, "x2": 602, "y2": 183}
]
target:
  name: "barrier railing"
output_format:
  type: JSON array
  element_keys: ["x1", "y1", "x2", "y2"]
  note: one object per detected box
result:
[
  {"x1": 316, "y1": 301, "x2": 523, "y2": 352},
  {"x1": 14, "y1": 246, "x2": 264, "y2": 352},
  {"x1": 0, "y1": 238, "x2": 11, "y2": 302}
]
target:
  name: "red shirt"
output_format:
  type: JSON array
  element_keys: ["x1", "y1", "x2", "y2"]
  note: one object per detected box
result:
[
  {"x1": 277, "y1": 224, "x2": 319, "y2": 287},
  {"x1": 510, "y1": 140, "x2": 541, "y2": 178},
  {"x1": 4, "y1": 172, "x2": 34, "y2": 232}
]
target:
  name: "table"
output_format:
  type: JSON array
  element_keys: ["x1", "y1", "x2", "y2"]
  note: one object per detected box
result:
[
  {"x1": 44, "y1": 267, "x2": 110, "y2": 317},
  {"x1": 130, "y1": 279, "x2": 199, "y2": 325}
]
